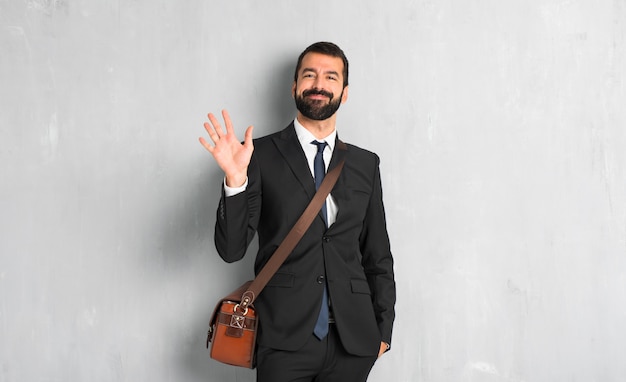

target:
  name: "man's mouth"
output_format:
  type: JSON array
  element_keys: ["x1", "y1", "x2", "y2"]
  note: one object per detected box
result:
[
  {"x1": 303, "y1": 89, "x2": 333, "y2": 100},
  {"x1": 307, "y1": 94, "x2": 329, "y2": 100}
]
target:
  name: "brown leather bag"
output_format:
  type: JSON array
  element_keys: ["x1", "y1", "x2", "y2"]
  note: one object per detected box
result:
[
  {"x1": 207, "y1": 148, "x2": 346, "y2": 368},
  {"x1": 207, "y1": 281, "x2": 257, "y2": 368}
]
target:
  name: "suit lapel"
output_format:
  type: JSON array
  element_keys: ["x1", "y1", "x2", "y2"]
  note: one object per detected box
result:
[
  {"x1": 328, "y1": 137, "x2": 348, "y2": 217},
  {"x1": 328, "y1": 137, "x2": 348, "y2": 173},
  {"x1": 272, "y1": 123, "x2": 316, "y2": 199}
]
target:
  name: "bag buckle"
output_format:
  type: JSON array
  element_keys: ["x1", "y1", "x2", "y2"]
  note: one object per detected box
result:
[
  {"x1": 233, "y1": 303, "x2": 248, "y2": 316},
  {"x1": 230, "y1": 314, "x2": 245, "y2": 329}
]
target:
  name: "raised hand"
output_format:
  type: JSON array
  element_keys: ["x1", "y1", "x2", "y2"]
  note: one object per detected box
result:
[{"x1": 199, "y1": 109, "x2": 254, "y2": 187}]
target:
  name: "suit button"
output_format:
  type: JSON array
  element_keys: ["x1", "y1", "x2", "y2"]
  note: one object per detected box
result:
[
  {"x1": 316, "y1": 275, "x2": 325, "y2": 284},
  {"x1": 323, "y1": 236, "x2": 331, "y2": 242}
]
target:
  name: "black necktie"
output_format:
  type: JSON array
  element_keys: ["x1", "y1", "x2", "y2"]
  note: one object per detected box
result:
[
  {"x1": 312, "y1": 141, "x2": 328, "y2": 224},
  {"x1": 311, "y1": 140, "x2": 329, "y2": 339}
]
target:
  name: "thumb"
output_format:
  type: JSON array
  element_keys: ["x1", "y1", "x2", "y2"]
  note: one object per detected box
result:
[{"x1": 243, "y1": 125, "x2": 254, "y2": 148}]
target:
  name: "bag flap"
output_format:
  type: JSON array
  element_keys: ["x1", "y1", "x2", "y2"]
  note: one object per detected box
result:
[{"x1": 207, "y1": 280, "x2": 254, "y2": 347}]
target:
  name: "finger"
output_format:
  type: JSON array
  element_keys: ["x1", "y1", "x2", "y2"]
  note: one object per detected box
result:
[
  {"x1": 222, "y1": 109, "x2": 235, "y2": 136},
  {"x1": 203, "y1": 121, "x2": 220, "y2": 144},
  {"x1": 207, "y1": 112, "x2": 226, "y2": 138},
  {"x1": 198, "y1": 136, "x2": 214, "y2": 153}
]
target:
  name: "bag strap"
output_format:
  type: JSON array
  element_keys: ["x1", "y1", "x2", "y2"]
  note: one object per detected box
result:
[{"x1": 237, "y1": 140, "x2": 347, "y2": 311}]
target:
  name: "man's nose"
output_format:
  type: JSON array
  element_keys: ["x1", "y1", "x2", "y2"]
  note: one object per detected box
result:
[{"x1": 312, "y1": 76, "x2": 326, "y2": 89}]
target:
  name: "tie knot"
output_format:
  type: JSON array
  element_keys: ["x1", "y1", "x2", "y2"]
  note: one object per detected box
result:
[{"x1": 311, "y1": 140, "x2": 327, "y2": 154}]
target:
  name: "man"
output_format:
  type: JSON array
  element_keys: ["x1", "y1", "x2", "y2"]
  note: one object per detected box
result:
[{"x1": 200, "y1": 42, "x2": 395, "y2": 382}]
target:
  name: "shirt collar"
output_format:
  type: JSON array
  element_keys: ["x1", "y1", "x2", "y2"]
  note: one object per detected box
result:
[{"x1": 293, "y1": 118, "x2": 337, "y2": 152}]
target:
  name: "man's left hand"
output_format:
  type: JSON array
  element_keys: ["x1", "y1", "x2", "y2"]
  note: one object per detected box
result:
[{"x1": 378, "y1": 342, "x2": 389, "y2": 358}]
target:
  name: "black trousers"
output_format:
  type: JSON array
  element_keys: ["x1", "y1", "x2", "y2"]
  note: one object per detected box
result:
[{"x1": 256, "y1": 324, "x2": 378, "y2": 382}]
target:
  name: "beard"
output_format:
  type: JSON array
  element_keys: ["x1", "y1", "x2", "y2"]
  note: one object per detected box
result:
[{"x1": 294, "y1": 88, "x2": 344, "y2": 121}]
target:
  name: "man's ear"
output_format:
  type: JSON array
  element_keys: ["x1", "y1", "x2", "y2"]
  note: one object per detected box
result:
[
  {"x1": 341, "y1": 85, "x2": 349, "y2": 104},
  {"x1": 291, "y1": 81, "x2": 297, "y2": 98}
]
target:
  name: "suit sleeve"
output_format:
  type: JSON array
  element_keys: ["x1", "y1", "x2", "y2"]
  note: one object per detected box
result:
[
  {"x1": 359, "y1": 156, "x2": 396, "y2": 347},
  {"x1": 214, "y1": 154, "x2": 262, "y2": 263}
]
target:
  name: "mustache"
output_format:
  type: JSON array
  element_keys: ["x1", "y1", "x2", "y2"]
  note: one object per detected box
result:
[{"x1": 302, "y1": 88, "x2": 334, "y2": 99}]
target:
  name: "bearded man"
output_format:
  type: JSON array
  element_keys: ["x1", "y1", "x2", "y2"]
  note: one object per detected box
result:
[{"x1": 200, "y1": 41, "x2": 396, "y2": 382}]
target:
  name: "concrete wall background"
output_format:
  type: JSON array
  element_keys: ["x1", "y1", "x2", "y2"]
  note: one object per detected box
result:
[{"x1": 1, "y1": 1, "x2": 625, "y2": 381}]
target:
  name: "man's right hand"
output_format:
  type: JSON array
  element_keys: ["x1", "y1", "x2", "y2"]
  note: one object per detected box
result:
[{"x1": 199, "y1": 109, "x2": 254, "y2": 187}]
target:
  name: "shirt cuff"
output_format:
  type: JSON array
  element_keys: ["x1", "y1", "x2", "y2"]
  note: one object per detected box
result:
[{"x1": 223, "y1": 177, "x2": 248, "y2": 197}]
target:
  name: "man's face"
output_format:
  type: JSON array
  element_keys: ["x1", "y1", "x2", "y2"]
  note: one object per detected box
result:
[{"x1": 292, "y1": 52, "x2": 349, "y2": 121}]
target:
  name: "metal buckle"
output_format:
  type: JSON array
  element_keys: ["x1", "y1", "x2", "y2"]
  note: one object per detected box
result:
[
  {"x1": 233, "y1": 303, "x2": 248, "y2": 316},
  {"x1": 230, "y1": 314, "x2": 245, "y2": 329}
]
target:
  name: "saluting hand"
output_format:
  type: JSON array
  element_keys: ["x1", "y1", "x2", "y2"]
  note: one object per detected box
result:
[{"x1": 199, "y1": 109, "x2": 254, "y2": 187}]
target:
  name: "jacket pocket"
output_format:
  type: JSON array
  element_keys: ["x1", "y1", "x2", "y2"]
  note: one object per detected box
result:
[
  {"x1": 350, "y1": 279, "x2": 372, "y2": 295},
  {"x1": 267, "y1": 272, "x2": 295, "y2": 288}
]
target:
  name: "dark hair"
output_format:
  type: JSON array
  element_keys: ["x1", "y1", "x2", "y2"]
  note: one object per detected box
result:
[{"x1": 294, "y1": 42, "x2": 349, "y2": 88}]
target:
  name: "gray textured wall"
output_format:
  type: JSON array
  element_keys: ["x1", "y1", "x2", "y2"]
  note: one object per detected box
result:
[{"x1": 1, "y1": 1, "x2": 625, "y2": 381}]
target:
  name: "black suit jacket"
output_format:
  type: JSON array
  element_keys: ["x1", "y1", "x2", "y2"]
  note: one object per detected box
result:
[{"x1": 215, "y1": 123, "x2": 395, "y2": 357}]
